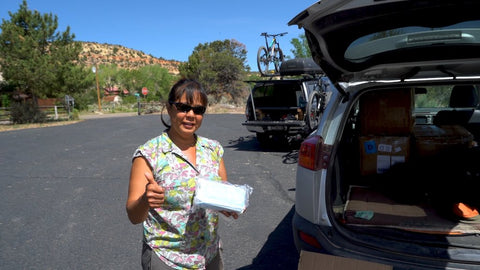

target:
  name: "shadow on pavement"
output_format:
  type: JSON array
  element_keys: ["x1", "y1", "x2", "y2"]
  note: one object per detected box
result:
[
  {"x1": 282, "y1": 150, "x2": 299, "y2": 165},
  {"x1": 226, "y1": 136, "x2": 299, "y2": 165},
  {"x1": 226, "y1": 135, "x2": 260, "y2": 152},
  {"x1": 238, "y1": 206, "x2": 299, "y2": 270}
]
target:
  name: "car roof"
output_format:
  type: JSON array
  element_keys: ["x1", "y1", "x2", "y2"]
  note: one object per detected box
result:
[{"x1": 289, "y1": 0, "x2": 480, "y2": 85}]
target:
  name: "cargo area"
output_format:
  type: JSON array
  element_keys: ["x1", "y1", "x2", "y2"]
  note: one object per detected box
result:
[
  {"x1": 332, "y1": 86, "x2": 480, "y2": 245},
  {"x1": 248, "y1": 80, "x2": 306, "y2": 122}
]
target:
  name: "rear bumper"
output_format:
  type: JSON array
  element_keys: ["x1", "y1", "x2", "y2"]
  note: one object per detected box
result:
[
  {"x1": 242, "y1": 120, "x2": 306, "y2": 134},
  {"x1": 291, "y1": 211, "x2": 329, "y2": 254},
  {"x1": 292, "y1": 211, "x2": 480, "y2": 270}
]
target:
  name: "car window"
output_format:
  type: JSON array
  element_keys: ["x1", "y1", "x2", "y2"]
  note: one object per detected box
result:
[
  {"x1": 415, "y1": 84, "x2": 480, "y2": 110},
  {"x1": 415, "y1": 86, "x2": 451, "y2": 109},
  {"x1": 345, "y1": 20, "x2": 480, "y2": 62},
  {"x1": 252, "y1": 83, "x2": 302, "y2": 107}
]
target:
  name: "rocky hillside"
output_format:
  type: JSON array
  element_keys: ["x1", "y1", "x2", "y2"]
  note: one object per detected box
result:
[{"x1": 79, "y1": 42, "x2": 181, "y2": 74}]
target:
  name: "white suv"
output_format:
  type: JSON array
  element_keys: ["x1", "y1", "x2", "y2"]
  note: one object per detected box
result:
[{"x1": 290, "y1": 1, "x2": 480, "y2": 269}]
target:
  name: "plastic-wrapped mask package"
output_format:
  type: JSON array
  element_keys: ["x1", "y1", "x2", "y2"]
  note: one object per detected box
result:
[{"x1": 193, "y1": 178, "x2": 253, "y2": 214}]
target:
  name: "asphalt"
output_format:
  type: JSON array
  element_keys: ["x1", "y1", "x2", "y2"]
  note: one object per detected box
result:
[
  {"x1": 79, "y1": 112, "x2": 139, "y2": 119},
  {"x1": 0, "y1": 113, "x2": 300, "y2": 269}
]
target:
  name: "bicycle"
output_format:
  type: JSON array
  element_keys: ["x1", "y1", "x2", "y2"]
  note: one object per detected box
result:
[{"x1": 257, "y1": 32, "x2": 287, "y2": 76}]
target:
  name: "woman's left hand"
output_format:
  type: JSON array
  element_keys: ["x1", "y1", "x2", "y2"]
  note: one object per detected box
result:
[{"x1": 220, "y1": 211, "x2": 239, "y2": 219}]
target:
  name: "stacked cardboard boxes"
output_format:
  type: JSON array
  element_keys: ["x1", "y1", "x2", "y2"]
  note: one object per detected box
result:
[
  {"x1": 358, "y1": 89, "x2": 413, "y2": 175},
  {"x1": 358, "y1": 88, "x2": 475, "y2": 175},
  {"x1": 359, "y1": 136, "x2": 410, "y2": 175},
  {"x1": 359, "y1": 89, "x2": 414, "y2": 136},
  {"x1": 413, "y1": 125, "x2": 474, "y2": 157}
]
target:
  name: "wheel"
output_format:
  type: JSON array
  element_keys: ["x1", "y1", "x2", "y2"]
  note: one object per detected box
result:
[
  {"x1": 256, "y1": 132, "x2": 269, "y2": 145},
  {"x1": 306, "y1": 91, "x2": 323, "y2": 131},
  {"x1": 273, "y1": 47, "x2": 284, "y2": 74},
  {"x1": 257, "y1": 47, "x2": 270, "y2": 76}
]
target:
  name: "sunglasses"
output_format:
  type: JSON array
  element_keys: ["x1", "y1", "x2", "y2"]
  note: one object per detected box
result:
[{"x1": 169, "y1": 101, "x2": 206, "y2": 115}]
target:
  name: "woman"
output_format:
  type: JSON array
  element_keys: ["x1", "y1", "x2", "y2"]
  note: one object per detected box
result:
[{"x1": 126, "y1": 79, "x2": 238, "y2": 270}]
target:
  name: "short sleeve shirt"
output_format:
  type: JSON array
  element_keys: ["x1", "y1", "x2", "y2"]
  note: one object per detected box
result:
[{"x1": 133, "y1": 131, "x2": 224, "y2": 269}]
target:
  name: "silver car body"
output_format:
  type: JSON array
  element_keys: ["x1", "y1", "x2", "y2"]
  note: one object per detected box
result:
[{"x1": 290, "y1": 0, "x2": 480, "y2": 269}]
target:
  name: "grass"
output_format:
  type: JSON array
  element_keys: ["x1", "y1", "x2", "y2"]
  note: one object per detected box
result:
[{"x1": 0, "y1": 120, "x2": 82, "y2": 132}]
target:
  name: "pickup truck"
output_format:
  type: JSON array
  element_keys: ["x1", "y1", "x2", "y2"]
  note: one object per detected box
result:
[{"x1": 242, "y1": 58, "x2": 331, "y2": 146}]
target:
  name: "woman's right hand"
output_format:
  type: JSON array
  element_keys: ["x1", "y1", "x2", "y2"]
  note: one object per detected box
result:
[{"x1": 143, "y1": 172, "x2": 165, "y2": 208}]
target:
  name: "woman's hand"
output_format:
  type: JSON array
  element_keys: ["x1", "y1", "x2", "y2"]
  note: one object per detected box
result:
[
  {"x1": 220, "y1": 210, "x2": 239, "y2": 219},
  {"x1": 126, "y1": 158, "x2": 163, "y2": 224},
  {"x1": 143, "y1": 172, "x2": 165, "y2": 208}
]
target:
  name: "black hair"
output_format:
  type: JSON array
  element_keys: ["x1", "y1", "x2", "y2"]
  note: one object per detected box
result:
[{"x1": 161, "y1": 79, "x2": 208, "y2": 128}]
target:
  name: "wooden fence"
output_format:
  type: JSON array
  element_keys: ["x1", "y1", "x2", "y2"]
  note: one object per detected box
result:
[{"x1": 0, "y1": 105, "x2": 71, "y2": 123}]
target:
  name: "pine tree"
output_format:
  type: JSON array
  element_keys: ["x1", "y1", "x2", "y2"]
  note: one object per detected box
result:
[{"x1": 0, "y1": 0, "x2": 88, "y2": 122}]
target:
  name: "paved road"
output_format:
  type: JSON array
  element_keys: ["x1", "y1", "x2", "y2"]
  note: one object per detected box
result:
[{"x1": 0, "y1": 114, "x2": 300, "y2": 269}]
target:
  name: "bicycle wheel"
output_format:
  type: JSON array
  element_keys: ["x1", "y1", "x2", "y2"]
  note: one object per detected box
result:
[
  {"x1": 257, "y1": 46, "x2": 270, "y2": 76},
  {"x1": 273, "y1": 47, "x2": 284, "y2": 74},
  {"x1": 305, "y1": 91, "x2": 322, "y2": 131}
]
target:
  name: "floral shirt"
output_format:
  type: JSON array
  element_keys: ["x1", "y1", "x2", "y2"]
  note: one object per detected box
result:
[{"x1": 133, "y1": 131, "x2": 224, "y2": 269}]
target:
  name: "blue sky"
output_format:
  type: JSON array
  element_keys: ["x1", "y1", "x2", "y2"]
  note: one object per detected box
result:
[{"x1": 0, "y1": 0, "x2": 316, "y2": 72}]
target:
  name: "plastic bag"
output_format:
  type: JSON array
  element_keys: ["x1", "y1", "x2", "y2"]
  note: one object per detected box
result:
[{"x1": 193, "y1": 178, "x2": 253, "y2": 214}]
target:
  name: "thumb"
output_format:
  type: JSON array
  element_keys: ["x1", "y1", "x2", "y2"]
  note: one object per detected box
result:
[{"x1": 144, "y1": 172, "x2": 158, "y2": 186}]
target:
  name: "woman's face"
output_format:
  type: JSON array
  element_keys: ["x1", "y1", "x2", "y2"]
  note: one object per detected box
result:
[{"x1": 167, "y1": 92, "x2": 205, "y2": 138}]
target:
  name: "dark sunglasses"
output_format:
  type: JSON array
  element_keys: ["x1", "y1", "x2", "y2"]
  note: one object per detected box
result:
[{"x1": 169, "y1": 101, "x2": 206, "y2": 115}]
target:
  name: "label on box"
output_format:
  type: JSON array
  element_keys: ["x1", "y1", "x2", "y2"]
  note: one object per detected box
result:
[
  {"x1": 391, "y1": 155, "x2": 405, "y2": 166},
  {"x1": 359, "y1": 136, "x2": 410, "y2": 176},
  {"x1": 364, "y1": 140, "x2": 377, "y2": 154},
  {"x1": 378, "y1": 144, "x2": 392, "y2": 153},
  {"x1": 376, "y1": 155, "x2": 391, "y2": 174}
]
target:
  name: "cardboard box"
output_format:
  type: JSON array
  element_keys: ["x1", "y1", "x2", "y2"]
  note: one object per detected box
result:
[
  {"x1": 359, "y1": 89, "x2": 414, "y2": 136},
  {"x1": 413, "y1": 125, "x2": 474, "y2": 157},
  {"x1": 359, "y1": 136, "x2": 410, "y2": 175},
  {"x1": 298, "y1": 251, "x2": 392, "y2": 270}
]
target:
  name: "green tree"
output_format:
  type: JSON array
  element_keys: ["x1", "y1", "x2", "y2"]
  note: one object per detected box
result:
[
  {"x1": 96, "y1": 64, "x2": 175, "y2": 102},
  {"x1": 134, "y1": 65, "x2": 175, "y2": 101},
  {"x1": 0, "y1": 0, "x2": 88, "y2": 119},
  {"x1": 179, "y1": 39, "x2": 249, "y2": 104},
  {"x1": 290, "y1": 33, "x2": 311, "y2": 58},
  {"x1": 96, "y1": 64, "x2": 121, "y2": 92}
]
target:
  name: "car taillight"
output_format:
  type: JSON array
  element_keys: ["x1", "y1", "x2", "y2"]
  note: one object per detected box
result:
[{"x1": 298, "y1": 135, "x2": 331, "y2": 171}]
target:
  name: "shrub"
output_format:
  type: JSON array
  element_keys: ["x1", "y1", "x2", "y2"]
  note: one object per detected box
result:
[
  {"x1": 1, "y1": 94, "x2": 10, "y2": 107},
  {"x1": 71, "y1": 109, "x2": 80, "y2": 120},
  {"x1": 10, "y1": 101, "x2": 47, "y2": 124}
]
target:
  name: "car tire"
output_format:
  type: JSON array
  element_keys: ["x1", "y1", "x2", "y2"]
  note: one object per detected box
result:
[{"x1": 256, "y1": 132, "x2": 269, "y2": 146}]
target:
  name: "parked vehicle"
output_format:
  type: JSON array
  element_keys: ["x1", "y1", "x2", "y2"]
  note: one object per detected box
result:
[
  {"x1": 242, "y1": 58, "x2": 332, "y2": 146},
  {"x1": 289, "y1": 0, "x2": 480, "y2": 269}
]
